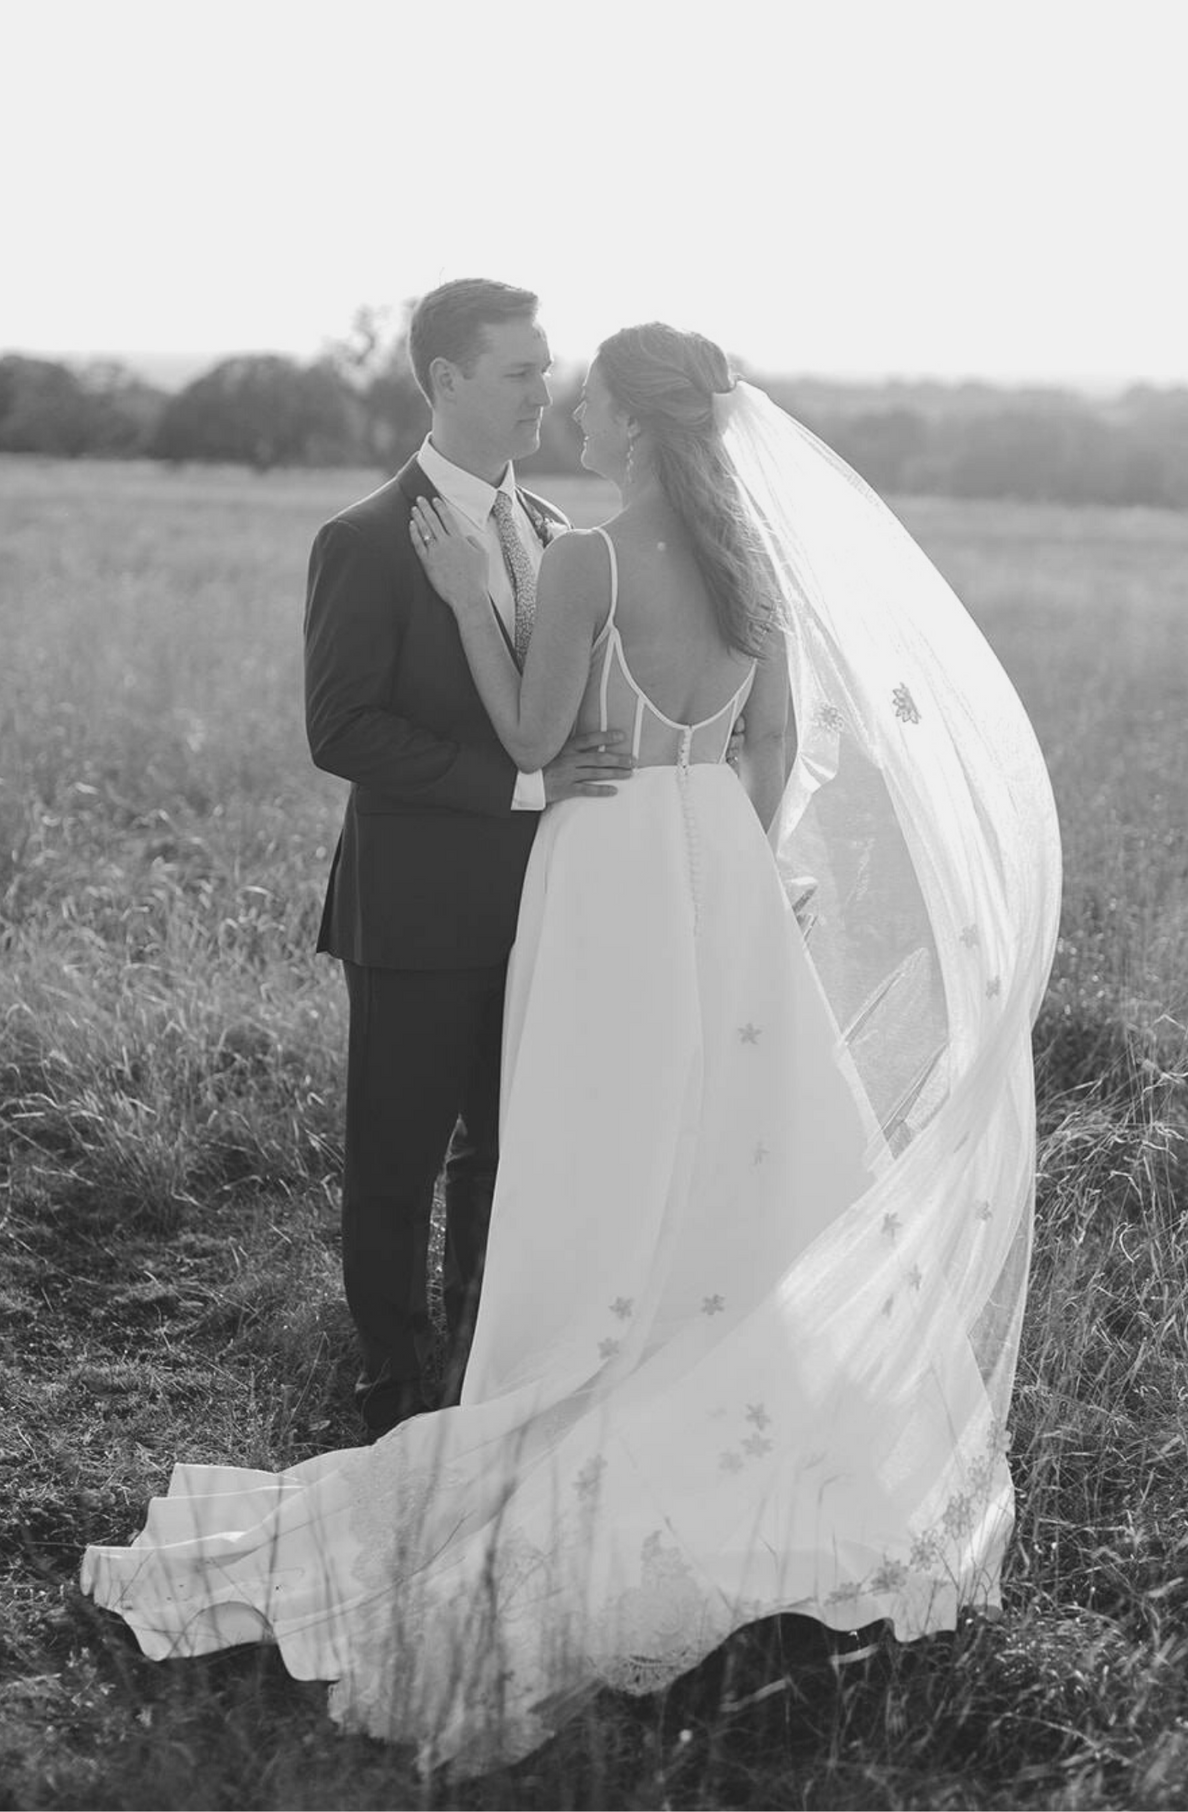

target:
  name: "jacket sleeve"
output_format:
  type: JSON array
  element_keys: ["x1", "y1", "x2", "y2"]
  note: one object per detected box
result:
[{"x1": 303, "y1": 516, "x2": 520, "y2": 816}]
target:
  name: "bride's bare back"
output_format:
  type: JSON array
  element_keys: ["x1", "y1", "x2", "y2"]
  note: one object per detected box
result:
[{"x1": 574, "y1": 503, "x2": 757, "y2": 765}]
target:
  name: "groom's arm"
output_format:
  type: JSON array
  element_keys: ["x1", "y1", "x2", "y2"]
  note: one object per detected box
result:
[{"x1": 304, "y1": 517, "x2": 522, "y2": 816}]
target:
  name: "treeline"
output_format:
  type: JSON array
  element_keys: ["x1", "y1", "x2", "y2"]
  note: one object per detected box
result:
[
  {"x1": 3, "y1": 309, "x2": 1188, "y2": 508},
  {"x1": 772, "y1": 375, "x2": 1188, "y2": 510}
]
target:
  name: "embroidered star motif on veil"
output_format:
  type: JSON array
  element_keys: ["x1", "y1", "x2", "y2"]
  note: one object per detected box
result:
[{"x1": 892, "y1": 683, "x2": 921, "y2": 724}]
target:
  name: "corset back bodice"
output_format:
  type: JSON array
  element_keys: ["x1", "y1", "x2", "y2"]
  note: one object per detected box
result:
[{"x1": 576, "y1": 528, "x2": 756, "y2": 768}]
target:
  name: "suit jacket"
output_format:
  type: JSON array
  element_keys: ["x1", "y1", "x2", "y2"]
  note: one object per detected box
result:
[{"x1": 304, "y1": 456, "x2": 569, "y2": 970}]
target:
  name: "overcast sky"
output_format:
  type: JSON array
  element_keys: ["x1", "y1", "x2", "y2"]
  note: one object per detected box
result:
[{"x1": 4, "y1": 0, "x2": 1185, "y2": 386}]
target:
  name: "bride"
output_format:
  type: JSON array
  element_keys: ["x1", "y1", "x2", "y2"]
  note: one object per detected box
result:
[{"x1": 82, "y1": 324, "x2": 1061, "y2": 1776}]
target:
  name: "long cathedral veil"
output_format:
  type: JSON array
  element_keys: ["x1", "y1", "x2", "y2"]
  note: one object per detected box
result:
[{"x1": 719, "y1": 380, "x2": 1061, "y2": 1449}]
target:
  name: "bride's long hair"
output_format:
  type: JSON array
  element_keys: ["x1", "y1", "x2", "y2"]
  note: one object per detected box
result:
[{"x1": 595, "y1": 323, "x2": 777, "y2": 657}]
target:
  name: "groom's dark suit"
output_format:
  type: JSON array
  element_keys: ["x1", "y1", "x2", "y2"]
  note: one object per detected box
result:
[{"x1": 304, "y1": 456, "x2": 566, "y2": 1433}]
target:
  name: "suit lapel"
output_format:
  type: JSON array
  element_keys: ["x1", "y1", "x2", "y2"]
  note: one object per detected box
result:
[
  {"x1": 517, "y1": 485, "x2": 566, "y2": 548},
  {"x1": 517, "y1": 488, "x2": 548, "y2": 549},
  {"x1": 395, "y1": 455, "x2": 436, "y2": 512}
]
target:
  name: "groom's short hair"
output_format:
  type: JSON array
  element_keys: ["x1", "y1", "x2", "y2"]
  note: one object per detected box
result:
[{"x1": 409, "y1": 278, "x2": 539, "y2": 401}]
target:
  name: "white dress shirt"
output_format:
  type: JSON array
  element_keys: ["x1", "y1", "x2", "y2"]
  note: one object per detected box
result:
[{"x1": 417, "y1": 436, "x2": 547, "y2": 812}]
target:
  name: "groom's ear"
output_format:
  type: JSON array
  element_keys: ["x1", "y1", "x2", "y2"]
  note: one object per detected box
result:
[{"x1": 428, "y1": 356, "x2": 455, "y2": 404}]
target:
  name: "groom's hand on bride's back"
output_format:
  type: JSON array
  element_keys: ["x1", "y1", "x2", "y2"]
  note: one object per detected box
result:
[{"x1": 543, "y1": 731, "x2": 636, "y2": 802}]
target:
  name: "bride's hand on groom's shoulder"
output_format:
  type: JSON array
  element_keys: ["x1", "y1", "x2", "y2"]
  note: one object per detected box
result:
[
  {"x1": 410, "y1": 498, "x2": 488, "y2": 616},
  {"x1": 543, "y1": 731, "x2": 636, "y2": 803}
]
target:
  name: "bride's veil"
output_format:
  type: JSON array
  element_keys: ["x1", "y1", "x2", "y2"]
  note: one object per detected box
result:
[{"x1": 718, "y1": 380, "x2": 1061, "y2": 1462}]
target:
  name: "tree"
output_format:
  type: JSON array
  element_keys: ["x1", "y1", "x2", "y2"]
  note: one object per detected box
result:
[
  {"x1": 152, "y1": 355, "x2": 359, "y2": 468},
  {"x1": 76, "y1": 361, "x2": 167, "y2": 455},
  {"x1": 813, "y1": 408, "x2": 931, "y2": 493},
  {"x1": 324, "y1": 302, "x2": 428, "y2": 467},
  {"x1": 0, "y1": 355, "x2": 94, "y2": 454}
]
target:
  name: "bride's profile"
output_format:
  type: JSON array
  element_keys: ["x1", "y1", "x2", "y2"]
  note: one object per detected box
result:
[{"x1": 82, "y1": 322, "x2": 1061, "y2": 1776}]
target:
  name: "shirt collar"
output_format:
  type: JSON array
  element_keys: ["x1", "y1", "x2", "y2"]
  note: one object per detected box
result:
[{"x1": 418, "y1": 436, "x2": 518, "y2": 530}]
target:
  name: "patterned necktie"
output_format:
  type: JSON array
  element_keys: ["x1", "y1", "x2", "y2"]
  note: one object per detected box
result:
[{"x1": 491, "y1": 490, "x2": 537, "y2": 667}]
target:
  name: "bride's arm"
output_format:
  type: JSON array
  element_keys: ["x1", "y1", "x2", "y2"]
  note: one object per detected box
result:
[
  {"x1": 411, "y1": 502, "x2": 605, "y2": 771},
  {"x1": 740, "y1": 624, "x2": 792, "y2": 833}
]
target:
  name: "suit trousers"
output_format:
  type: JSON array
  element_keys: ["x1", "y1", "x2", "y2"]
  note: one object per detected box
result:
[{"x1": 341, "y1": 958, "x2": 506, "y2": 1433}]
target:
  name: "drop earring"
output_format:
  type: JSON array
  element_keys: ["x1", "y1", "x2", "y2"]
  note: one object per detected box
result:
[{"x1": 625, "y1": 433, "x2": 636, "y2": 491}]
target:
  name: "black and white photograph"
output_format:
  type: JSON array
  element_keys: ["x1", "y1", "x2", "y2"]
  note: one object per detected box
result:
[{"x1": 2, "y1": 1, "x2": 1186, "y2": 1805}]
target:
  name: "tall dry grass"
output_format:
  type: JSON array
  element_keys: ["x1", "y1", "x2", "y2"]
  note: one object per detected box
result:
[{"x1": 2, "y1": 458, "x2": 1187, "y2": 1808}]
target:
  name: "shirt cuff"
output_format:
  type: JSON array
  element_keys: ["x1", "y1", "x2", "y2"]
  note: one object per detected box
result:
[{"x1": 511, "y1": 768, "x2": 547, "y2": 812}]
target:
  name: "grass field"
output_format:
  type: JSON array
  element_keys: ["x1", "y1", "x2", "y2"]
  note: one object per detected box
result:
[{"x1": 2, "y1": 456, "x2": 1187, "y2": 1809}]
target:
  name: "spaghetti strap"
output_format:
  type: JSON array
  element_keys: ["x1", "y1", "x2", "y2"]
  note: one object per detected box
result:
[
  {"x1": 583, "y1": 524, "x2": 755, "y2": 757},
  {"x1": 592, "y1": 526, "x2": 619, "y2": 643}
]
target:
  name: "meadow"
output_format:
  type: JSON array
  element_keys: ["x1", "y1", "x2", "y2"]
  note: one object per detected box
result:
[{"x1": 1, "y1": 455, "x2": 1187, "y2": 1810}]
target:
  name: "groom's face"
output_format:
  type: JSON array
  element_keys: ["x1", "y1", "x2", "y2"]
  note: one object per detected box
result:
[{"x1": 452, "y1": 316, "x2": 552, "y2": 465}]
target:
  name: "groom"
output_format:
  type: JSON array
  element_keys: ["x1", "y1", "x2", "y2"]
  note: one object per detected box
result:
[{"x1": 304, "y1": 278, "x2": 633, "y2": 1439}]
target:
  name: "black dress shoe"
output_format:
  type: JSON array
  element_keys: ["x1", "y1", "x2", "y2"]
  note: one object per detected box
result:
[
  {"x1": 717, "y1": 1617, "x2": 893, "y2": 1715},
  {"x1": 826, "y1": 1619, "x2": 893, "y2": 1675},
  {"x1": 356, "y1": 1372, "x2": 432, "y2": 1442},
  {"x1": 363, "y1": 1400, "x2": 430, "y2": 1443}
]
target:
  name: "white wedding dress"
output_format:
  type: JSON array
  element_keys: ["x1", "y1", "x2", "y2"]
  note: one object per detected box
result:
[{"x1": 83, "y1": 405, "x2": 1060, "y2": 1776}]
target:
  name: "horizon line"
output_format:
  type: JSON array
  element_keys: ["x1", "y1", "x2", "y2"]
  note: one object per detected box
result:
[{"x1": 7, "y1": 346, "x2": 1188, "y2": 399}]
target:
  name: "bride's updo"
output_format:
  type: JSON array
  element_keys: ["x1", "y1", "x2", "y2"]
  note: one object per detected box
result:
[{"x1": 594, "y1": 323, "x2": 776, "y2": 657}]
